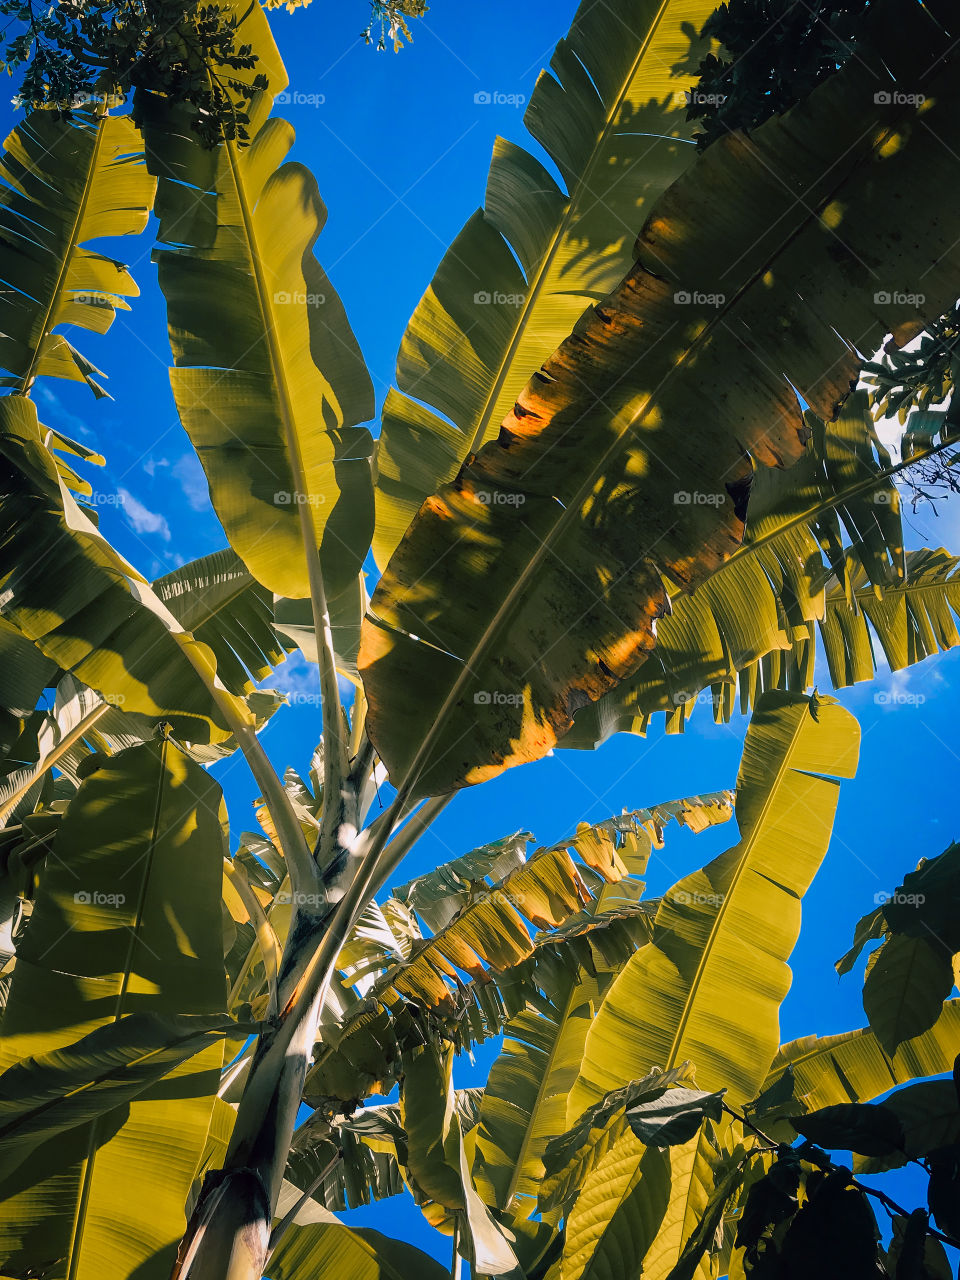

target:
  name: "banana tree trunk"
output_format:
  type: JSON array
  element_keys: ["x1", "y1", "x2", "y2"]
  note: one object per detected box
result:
[{"x1": 175, "y1": 945, "x2": 325, "y2": 1280}]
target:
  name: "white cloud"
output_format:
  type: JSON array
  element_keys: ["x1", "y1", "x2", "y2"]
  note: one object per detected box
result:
[
  {"x1": 143, "y1": 457, "x2": 169, "y2": 477},
  {"x1": 173, "y1": 453, "x2": 210, "y2": 512},
  {"x1": 118, "y1": 487, "x2": 171, "y2": 541}
]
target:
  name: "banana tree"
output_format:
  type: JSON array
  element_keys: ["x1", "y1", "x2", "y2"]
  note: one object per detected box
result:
[{"x1": 0, "y1": 0, "x2": 959, "y2": 1277}]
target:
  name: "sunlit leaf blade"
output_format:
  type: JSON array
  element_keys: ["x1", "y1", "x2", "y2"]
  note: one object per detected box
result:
[
  {"x1": 568, "y1": 692, "x2": 859, "y2": 1120},
  {"x1": 562, "y1": 392, "x2": 906, "y2": 746},
  {"x1": 400, "y1": 1039, "x2": 520, "y2": 1274},
  {"x1": 153, "y1": 548, "x2": 295, "y2": 696},
  {"x1": 145, "y1": 4, "x2": 375, "y2": 602},
  {"x1": 273, "y1": 573, "x2": 367, "y2": 678},
  {"x1": 560, "y1": 1134, "x2": 672, "y2": 1280},
  {"x1": 266, "y1": 1221, "x2": 449, "y2": 1280},
  {"x1": 0, "y1": 109, "x2": 155, "y2": 397},
  {"x1": 474, "y1": 966, "x2": 603, "y2": 1219},
  {"x1": 285, "y1": 1104, "x2": 412, "y2": 1213},
  {"x1": 539, "y1": 1065, "x2": 698, "y2": 1215},
  {"x1": 371, "y1": 800, "x2": 716, "y2": 1011},
  {"x1": 0, "y1": 1012, "x2": 234, "y2": 1179},
  {"x1": 305, "y1": 797, "x2": 730, "y2": 1108},
  {"x1": 761, "y1": 999, "x2": 960, "y2": 1117},
  {"x1": 0, "y1": 613, "x2": 56, "y2": 718},
  {"x1": 0, "y1": 394, "x2": 242, "y2": 743},
  {"x1": 0, "y1": 738, "x2": 227, "y2": 1280},
  {"x1": 0, "y1": 673, "x2": 104, "y2": 825},
  {"x1": 395, "y1": 829, "x2": 533, "y2": 934},
  {"x1": 660, "y1": 1137, "x2": 750, "y2": 1280},
  {"x1": 372, "y1": 0, "x2": 717, "y2": 569},
  {"x1": 360, "y1": 0, "x2": 960, "y2": 798}
]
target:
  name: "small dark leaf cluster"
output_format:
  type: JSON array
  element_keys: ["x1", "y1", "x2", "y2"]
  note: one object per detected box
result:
[
  {"x1": 360, "y1": 0, "x2": 427, "y2": 52},
  {"x1": 0, "y1": 0, "x2": 269, "y2": 145},
  {"x1": 687, "y1": 0, "x2": 868, "y2": 150},
  {"x1": 863, "y1": 303, "x2": 960, "y2": 423},
  {"x1": 0, "y1": 0, "x2": 426, "y2": 145}
]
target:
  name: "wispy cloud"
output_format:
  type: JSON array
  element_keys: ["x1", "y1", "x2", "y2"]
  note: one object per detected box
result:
[
  {"x1": 118, "y1": 487, "x2": 171, "y2": 541},
  {"x1": 35, "y1": 384, "x2": 95, "y2": 441},
  {"x1": 173, "y1": 453, "x2": 210, "y2": 512}
]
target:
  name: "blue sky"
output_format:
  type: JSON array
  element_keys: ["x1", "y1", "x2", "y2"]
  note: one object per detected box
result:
[{"x1": 6, "y1": 0, "x2": 960, "y2": 1263}]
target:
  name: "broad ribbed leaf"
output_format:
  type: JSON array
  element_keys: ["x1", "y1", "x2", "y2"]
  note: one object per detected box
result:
[
  {"x1": 474, "y1": 966, "x2": 603, "y2": 1218},
  {"x1": 154, "y1": 549, "x2": 295, "y2": 696},
  {"x1": 0, "y1": 394, "x2": 242, "y2": 743},
  {"x1": 273, "y1": 572, "x2": 367, "y2": 677},
  {"x1": 395, "y1": 830, "x2": 533, "y2": 934},
  {"x1": 762, "y1": 999, "x2": 960, "y2": 1116},
  {"x1": 626, "y1": 1088, "x2": 725, "y2": 1147},
  {"x1": 147, "y1": 4, "x2": 374, "y2": 601},
  {"x1": 266, "y1": 1221, "x2": 449, "y2": 1280},
  {"x1": 540, "y1": 1065, "x2": 697, "y2": 1214},
  {"x1": 863, "y1": 934, "x2": 955, "y2": 1057},
  {"x1": 285, "y1": 1102, "x2": 422, "y2": 1213},
  {"x1": 569, "y1": 544, "x2": 960, "y2": 746},
  {"x1": 373, "y1": 798, "x2": 731, "y2": 1010},
  {"x1": 882, "y1": 1080, "x2": 960, "y2": 1158},
  {"x1": 303, "y1": 905, "x2": 656, "y2": 1109},
  {"x1": 0, "y1": 614, "x2": 56, "y2": 718},
  {"x1": 0, "y1": 738, "x2": 226, "y2": 1280},
  {"x1": 305, "y1": 797, "x2": 730, "y2": 1107},
  {"x1": 400, "y1": 1040, "x2": 466, "y2": 1210},
  {"x1": 568, "y1": 692, "x2": 859, "y2": 1121},
  {"x1": 0, "y1": 1012, "x2": 234, "y2": 1180},
  {"x1": 663, "y1": 1139, "x2": 751, "y2": 1280},
  {"x1": 641, "y1": 1122, "x2": 748, "y2": 1280},
  {"x1": 360, "y1": 0, "x2": 960, "y2": 797},
  {"x1": 0, "y1": 108, "x2": 154, "y2": 396},
  {"x1": 560, "y1": 1134, "x2": 672, "y2": 1280},
  {"x1": 563, "y1": 392, "x2": 905, "y2": 746},
  {"x1": 400, "y1": 1039, "x2": 520, "y2": 1275},
  {"x1": 372, "y1": 0, "x2": 717, "y2": 568}
]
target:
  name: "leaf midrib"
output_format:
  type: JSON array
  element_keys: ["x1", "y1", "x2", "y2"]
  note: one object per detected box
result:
[
  {"x1": 659, "y1": 705, "x2": 810, "y2": 1076},
  {"x1": 461, "y1": 0, "x2": 679, "y2": 462},
  {"x1": 391, "y1": 97, "x2": 906, "y2": 803},
  {"x1": 19, "y1": 112, "x2": 108, "y2": 395},
  {"x1": 66, "y1": 738, "x2": 171, "y2": 1280},
  {"x1": 501, "y1": 972, "x2": 586, "y2": 1210}
]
